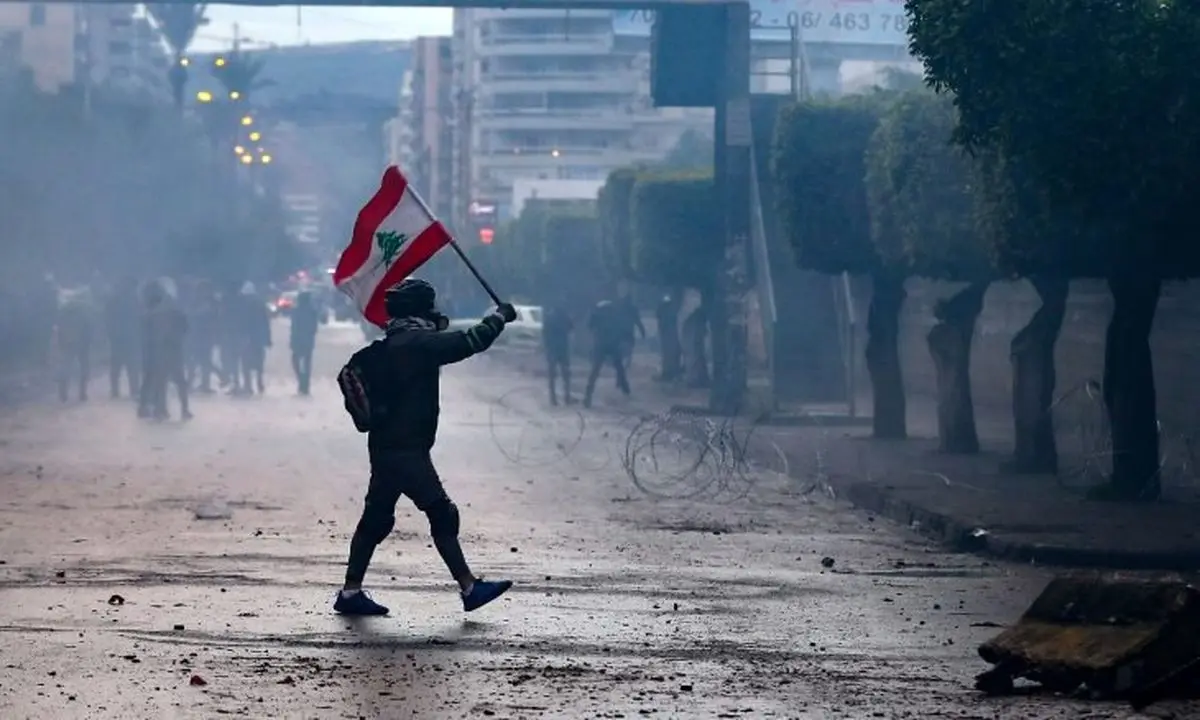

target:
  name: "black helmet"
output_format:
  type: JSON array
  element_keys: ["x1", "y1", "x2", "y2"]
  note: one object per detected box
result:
[{"x1": 384, "y1": 277, "x2": 436, "y2": 319}]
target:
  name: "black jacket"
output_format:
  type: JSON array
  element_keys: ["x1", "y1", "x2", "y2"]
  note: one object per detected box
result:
[{"x1": 367, "y1": 314, "x2": 505, "y2": 454}]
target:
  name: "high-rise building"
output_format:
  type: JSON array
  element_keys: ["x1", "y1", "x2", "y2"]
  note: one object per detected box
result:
[
  {"x1": 384, "y1": 69, "x2": 416, "y2": 170},
  {"x1": 407, "y1": 36, "x2": 454, "y2": 222},
  {"x1": 0, "y1": 2, "x2": 77, "y2": 92},
  {"x1": 0, "y1": 4, "x2": 167, "y2": 98},
  {"x1": 450, "y1": 9, "x2": 709, "y2": 224}
]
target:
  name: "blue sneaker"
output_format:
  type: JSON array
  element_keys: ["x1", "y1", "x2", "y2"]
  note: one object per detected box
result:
[
  {"x1": 462, "y1": 578, "x2": 513, "y2": 612},
  {"x1": 333, "y1": 589, "x2": 389, "y2": 616}
]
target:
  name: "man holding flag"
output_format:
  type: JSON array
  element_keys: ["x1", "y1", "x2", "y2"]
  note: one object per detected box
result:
[{"x1": 331, "y1": 166, "x2": 517, "y2": 617}]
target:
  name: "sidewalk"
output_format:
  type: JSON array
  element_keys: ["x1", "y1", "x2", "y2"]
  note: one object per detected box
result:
[{"x1": 492, "y1": 344, "x2": 1200, "y2": 572}]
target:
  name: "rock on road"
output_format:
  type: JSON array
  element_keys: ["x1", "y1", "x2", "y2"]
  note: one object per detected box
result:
[{"x1": 0, "y1": 320, "x2": 1178, "y2": 719}]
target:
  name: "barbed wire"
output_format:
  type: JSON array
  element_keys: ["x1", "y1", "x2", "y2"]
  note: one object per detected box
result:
[
  {"x1": 1053, "y1": 377, "x2": 1200, "y2": 490},
  {"x1": 620, "y1": 408, "x2": 798, "y2": 502},
  {"x1": 486, "y1": 386, "x2": 614, "y2": 473}
]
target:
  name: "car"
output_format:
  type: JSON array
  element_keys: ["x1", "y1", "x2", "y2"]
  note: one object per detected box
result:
[{"x1": 448, "y1": 304, "x2": 543, "y2": 346}]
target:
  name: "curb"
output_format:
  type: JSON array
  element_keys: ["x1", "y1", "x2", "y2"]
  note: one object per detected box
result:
[{"x1": 832, "y1": 475, "x2": 1200, "y2": 572}]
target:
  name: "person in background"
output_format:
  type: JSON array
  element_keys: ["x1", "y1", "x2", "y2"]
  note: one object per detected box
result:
[
  {"x1": 541, "y1": 304, "x2": 574, "y2": 405},
  {"x1": 138, "y1": 280, "x2": 192, "y2": 420},
  {"x1": 188, "y1": 279, "x2": 218, "y2": 394},
  {"x1": 55, "y1": 292, "x2": 93, "y2": 403},
  {"x1": 238, "y1": 281, "x2": 271, "y2": 395},
  {"x1": 290, "y1": 290, "x2": 320, "y2": 395},
  {"x1": 582, "y1": 298, "x2": 632, "y2": 409},
  {"x1": 615, "y1": 291, "x2": 645, "y2": 372},
  {"x1": 217, "y1": 284, "x2": 241, "y2": 394},
  {"x1": 104, "y1": 276, "x2": 141, "y2": 399}
]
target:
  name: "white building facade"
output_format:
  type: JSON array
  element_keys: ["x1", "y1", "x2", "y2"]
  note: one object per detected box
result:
[{"x1": 451, "y1": 8, "x2": 709, "y2": 224}]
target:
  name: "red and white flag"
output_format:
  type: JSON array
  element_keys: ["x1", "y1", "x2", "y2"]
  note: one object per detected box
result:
[{"x1": 334, "y1": 166, "x2": 453, "y2": 326}]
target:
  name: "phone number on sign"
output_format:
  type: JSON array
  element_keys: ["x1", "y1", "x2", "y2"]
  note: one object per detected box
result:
[{"x1": 764, "y1": 10, "x2": 910, "y2": 34}]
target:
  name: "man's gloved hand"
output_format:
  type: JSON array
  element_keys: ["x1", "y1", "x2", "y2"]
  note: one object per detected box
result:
[{"x1": 496, "y1": 303, "x2": 517, "y2": 323}]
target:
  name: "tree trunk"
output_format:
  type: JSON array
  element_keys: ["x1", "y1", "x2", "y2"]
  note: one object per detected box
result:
[
  {"x1": 706, "y1": 283, "x2": 730, "y2": 404},
  {"x1": 683, "y1": 290, "x2": 711, "y2": 388},
  {"x1": 1006, "y1": 277, "x2": 1068, "y2": 474},
  {"x1": 927, "y1": 281, "x2": 989, "y2": 454},
  {"x1": 657, "y1": 289, "x2": 684, "y2": 382},
  {"x1": 1096, "y1": 273, "x2": 1161, "y2": 502},
  {"x1": 168, "y1": 56, "x2": 187, "y2": 112},
  {"x1": 865, "y1": 273, "x2": 906, "y2": 439}
]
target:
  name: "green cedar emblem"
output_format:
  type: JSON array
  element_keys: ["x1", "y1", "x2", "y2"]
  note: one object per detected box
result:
[{"x1": 374, "y1": 230, "x2": 409, "y2": 270}]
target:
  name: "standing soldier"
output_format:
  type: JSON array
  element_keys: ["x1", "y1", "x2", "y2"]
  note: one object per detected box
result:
[
  {"x1": 188, "y1": 279, "x2": 219, "y2": 394},
  {"x1": 104, "y1": 276, "x2": 141, "y2": 399},
  {"x1": 238, "y1": 282, "x2": 271, "y2": 395},
  {"x1": 139, "y1": 280, "x2": 192, "y2": 420},
  {"x1": 582, "y1": 299, "x2": 631, "y2": 409},
  {"x1": 55, "y1": 292, "x2": 93, "y2": 403},
  {"x1": 290, "y1": 290, "x2": 320, "y2": 395},
  {"x1": 542, "y1": 304, "x2": 574, "y2": 405}
]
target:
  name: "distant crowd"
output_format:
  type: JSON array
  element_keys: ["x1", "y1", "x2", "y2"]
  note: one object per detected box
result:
[{"x1": 7, "y1": 274, "x2": 326, "y2": 419}]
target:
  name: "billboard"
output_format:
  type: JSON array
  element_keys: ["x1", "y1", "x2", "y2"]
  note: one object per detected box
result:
[{"x1": 614, "y1": 0, "x2": 910, "y2": 47}]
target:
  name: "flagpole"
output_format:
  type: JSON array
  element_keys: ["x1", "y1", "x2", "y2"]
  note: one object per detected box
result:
[{"x1": 407, "y1": 184, "x2": 504, "y2": 307}]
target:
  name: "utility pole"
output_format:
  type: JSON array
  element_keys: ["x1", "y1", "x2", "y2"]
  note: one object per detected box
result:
[{"x1": 710, "y1": 1, "x2": 752, "y2": 415}]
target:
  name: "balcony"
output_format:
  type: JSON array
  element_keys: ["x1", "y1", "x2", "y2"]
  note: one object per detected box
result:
[
  {"x1": 474, "y1": 8, "x2": 614, "y2": 21},
  {"x1": 477, "y1": 34, "x2": 612, "y2": 57},
  {"x1": 477, "y1": 107, "x2": 635, "y2": 131},
  {"x1": 480, "y1": 71, "x2": 635, "y2": 95}
]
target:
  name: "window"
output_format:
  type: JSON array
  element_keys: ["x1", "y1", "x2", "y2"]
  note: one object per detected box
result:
[{"x1": 28, "y1": 3, "x2": 46, "y2": 27}]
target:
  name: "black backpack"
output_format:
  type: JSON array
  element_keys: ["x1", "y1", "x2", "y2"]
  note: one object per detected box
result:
[{"x1": 337, "y1": 340, "x2": 392, "y2": 433}]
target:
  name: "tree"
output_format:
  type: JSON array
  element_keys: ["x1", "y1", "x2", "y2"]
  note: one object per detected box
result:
[
  {"x1": 906, "y1": 0, "x2": 1200, "y2": 500},
  {"x1": 660, "y1": 128, "x2": 715, "y2": 172},
  {"x1": 211, "y1": 50, "x2": 275, "y2": 103},
  {"x1": 539, "y1": 208, "x2": 606, "y2": 317},
  {"x1": 773, "y1": 94, "x2": 908, "y2": 438},
  {"x1": 630, "y1": 172, "x2": 723, "y2": 387},
  {"x1": 145, "y1": 4, "x2": 208, "y2": 110},
  {"x1": 598, "y1": 167, "x2": 639, "y2": 280},
  {"x1": 866, "y1": 90, "x2": 994, "y2": 454}
]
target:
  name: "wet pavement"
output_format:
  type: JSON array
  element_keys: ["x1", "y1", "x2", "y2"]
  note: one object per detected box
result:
[{"x1": 0, "y1": 321, "x2": 1187, "y2": 719}]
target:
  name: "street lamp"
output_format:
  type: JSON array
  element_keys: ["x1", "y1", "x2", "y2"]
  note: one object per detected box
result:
[
  {"x1": 240, "y1": 115, "x2": 253, "y2": 127},
  {"x1": 234, "y1": 145, "x2": 246, "y2": 155},
  {"x1": 240, "y1": 154, "x2": 253, "y2": 165},
  {"x1": 196, "y1": 90, "x2": 213, "y2": 103},
  {"x1": 214, "y1": 56, "x2": 226, "y2": 68},
  {"x1": 551, "y1": 148, "x2": 561, "y2": 158},
  {"x1": 248, "y1": 131, "x2": 261, "y2": 142},
  {"x1": 179, "y1": 57, "x2": 190, "y2": 67},
  {"x1": 260, "y1": 153, "x2": 272, "y2": 165},
  {"x1": 229, "y1": 91, "x2": 241, "y2": 101}
]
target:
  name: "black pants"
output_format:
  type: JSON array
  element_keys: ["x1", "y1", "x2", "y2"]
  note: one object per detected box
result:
[
  {"x1": 241, "y1": 344, "x2": 265, "y2": 394},
  {"x1": 291, "y1": 346, "x2": 313, "y2": 395},
  {"x1": 57, "y1": 345, "x2": 89, "y2": 402},
  {"x1": 140, "y1": 357, "x2": 189, "y2": 418},
  {"x1": 345, "y1": 450, "x2": 472, "y2": 587},
  {"x1": 109, "y1": 343, "x2": 139, "y2": 398},
  {"x1": 583, "y1": 343, "x2": 630, "y2": 406},
  {"x1": 546, "y1": 351, "x2": 570, "y2": 404}
]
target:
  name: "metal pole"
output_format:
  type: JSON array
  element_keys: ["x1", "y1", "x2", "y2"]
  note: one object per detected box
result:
[{"x1": 407, "y1": 181, "x2": 503, "y2": 306}]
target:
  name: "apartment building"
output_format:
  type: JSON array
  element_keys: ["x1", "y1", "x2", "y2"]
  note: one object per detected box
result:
[
  {"x1": 0, "y1": 4, "x2": 166, "y2": 97},
  {"x1": 408, "y1": 36, "x2": 455, "y2": 222},
  {"x1": 0, "y1": 2, "x2": 76, "y2": 92},
  {"x1": 451, "y1": 9, "x2": 709, "y2": 224},
  {"x1": 384, "y1": 69, "x2": 416, "y2": 169}
]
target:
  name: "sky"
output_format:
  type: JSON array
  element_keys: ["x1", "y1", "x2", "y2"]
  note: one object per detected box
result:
[{"x1": 192, "y1": 5, "x2": 453, "y2": 51}]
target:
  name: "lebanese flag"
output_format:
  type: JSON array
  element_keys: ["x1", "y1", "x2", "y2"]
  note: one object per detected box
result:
[{"x1": 334, "y1": 166, "x2": 453, "y2": 327}]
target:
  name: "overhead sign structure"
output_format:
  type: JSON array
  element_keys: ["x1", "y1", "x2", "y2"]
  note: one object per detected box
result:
[{"x1": 614, "y1": 0, "x2": 910, "y2": 47}]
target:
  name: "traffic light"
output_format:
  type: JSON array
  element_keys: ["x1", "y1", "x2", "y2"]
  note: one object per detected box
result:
[{"x1": 479, "y1": 227, "x2": 494, "y2": 244}]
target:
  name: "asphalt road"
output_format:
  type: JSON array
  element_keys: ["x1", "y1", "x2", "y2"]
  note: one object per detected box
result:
[{"x1": 0, "y1": 320, "x2": 1185, "y2": 719}]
